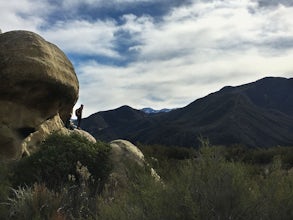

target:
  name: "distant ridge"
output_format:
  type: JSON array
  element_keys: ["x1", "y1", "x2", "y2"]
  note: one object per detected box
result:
[
  {"x1": 82, "y1": 77, "x2": 293, "y2": 148},
  {"x1": 140, "y1": 107, "x2": 174, "y2": 114}
]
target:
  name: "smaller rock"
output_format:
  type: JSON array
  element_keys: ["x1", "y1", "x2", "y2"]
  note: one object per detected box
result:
[
  {"x1": 108, "y1": 139, "x2": 161, "y2": 188},
  {"x1": 110, "y1": 139, "x2": 145, "y2": 166},
  {"x1": 62, "y1": 128, "x2": 97, "y2": 143}
]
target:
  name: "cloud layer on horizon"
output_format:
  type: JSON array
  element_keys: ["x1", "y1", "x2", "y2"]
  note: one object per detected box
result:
[{"x1": 1, "y1": 0, "x2": 293, "y2": 116}]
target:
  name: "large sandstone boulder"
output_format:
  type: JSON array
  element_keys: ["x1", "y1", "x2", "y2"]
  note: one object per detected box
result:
[{"x1": 0, "y1": 30, "x2": 79, "y2": 159}]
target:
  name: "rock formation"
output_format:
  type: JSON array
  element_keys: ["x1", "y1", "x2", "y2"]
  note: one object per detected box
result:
[
  {"x1": 62, "y1": 128, "x2": 97, "y2": 144},
  {"x1": 0, "y1": 30, "x2": 79, "y2": 159},
  {"x1": 108, "y1": 139, "x2": 161, "y2": 188}
]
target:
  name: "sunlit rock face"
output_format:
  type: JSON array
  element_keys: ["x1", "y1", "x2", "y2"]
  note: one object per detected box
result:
[
  {"x1": 0, "y1": 30, "x2": 79, "y2": 159},
  {"x1": 109, "y1": 139, "x2": 161, "y2": 187},
  {"x1": 64, "y1": 128, "x2": 97, "y2": 144}
]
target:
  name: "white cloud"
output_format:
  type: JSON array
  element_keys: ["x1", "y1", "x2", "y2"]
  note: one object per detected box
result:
[
  {"x1": 135, "y1": 0, "x2": 293, "y2": 60},
  {"x1": 1, "y1": 0, "x2": 293, "y2": 117},
  {"x1": 73, "y1": 0, "x2": 293, "y2": 116},
  {"x1": 0, "y1": 0, "x2": 52, "y2": 32},
  {"x1": 41, "y1": 19, "x2": 119, "y2": 58}
]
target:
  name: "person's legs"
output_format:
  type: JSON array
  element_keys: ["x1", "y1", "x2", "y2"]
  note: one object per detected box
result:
[{"x1": 77, "y1": 116, "x2": 81, "y2": 128}]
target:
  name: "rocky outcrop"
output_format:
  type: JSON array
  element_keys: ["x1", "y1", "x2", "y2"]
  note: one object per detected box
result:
[
  {"x1": 21, "y1": 114, "x2": 65, "y2": 156},
  {"x1": 108, "y1": 139, "x2": 161, "y2": 188},
  {"x1": 62, "y1": 128, "x2": 97, "y2": 144},
  {"x1": 110, "y1": 139, "x2": 145, "y2": 167},
  {"x1": 0, "y1": 30, "x2": 79, "y2": 159}
]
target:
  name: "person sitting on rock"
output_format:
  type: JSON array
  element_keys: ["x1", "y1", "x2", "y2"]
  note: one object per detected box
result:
[
  {"x1": 65, "y1": 110, "x2": 73, "y2": 129},
  {"x1": 75, "y1": 104, "x2": 84, "y2": 129}
]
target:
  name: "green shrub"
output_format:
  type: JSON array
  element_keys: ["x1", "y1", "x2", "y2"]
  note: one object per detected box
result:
[
  {"x1": 5, "y1": 184, "x2": 63, "y2": 220},
  {"x1": 257, "y1": 167, "x2": 293, "y2": 219},
  {"x1": 2, "y1": 136, "x2": 293, "y2": 220},
  {"x1": 0, "y1": 162, "x2": 12, "y2": 218},
  {"x1": 240, "y1": 146, "x2": 293, "y2": 169},
  {"x1": 97, "y1": 161, "x2": 172, "y2": 220},
  {"x1": 138, "y1": 143, "x2": 196, "y2": 161},
  {"x1": 98, "y1": 146, "x2": 255, "y2": 220},
  {"x1": 6, "y1": 171, "x2": 105, "y2": 220},
  {"x1": 0, "y1": 162, "x2": 10, "y2": 200},
  {"x1": 12, "y1": 133, "x2": 112, "y2": 190}
]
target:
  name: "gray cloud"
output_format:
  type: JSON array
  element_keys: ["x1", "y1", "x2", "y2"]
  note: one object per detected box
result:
[
  {"x1": 1, "y1": 0, "x2": 293, "y2": 117},
  {"x1": 257, "y1": 0, "x2": 293, "y2": 7}
]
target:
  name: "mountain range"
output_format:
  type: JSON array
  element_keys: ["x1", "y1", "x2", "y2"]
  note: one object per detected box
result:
[
  {"x1": 82, "y1": 77, "x2": 293, "y2": 148},
  {"x1": 140, "y1": 107, "x2": 174, "y2": 114}
]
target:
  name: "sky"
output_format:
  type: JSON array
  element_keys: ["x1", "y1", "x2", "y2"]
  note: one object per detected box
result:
[{"x1": 1, "y1": 0, "x2": 293, "y2": 117}]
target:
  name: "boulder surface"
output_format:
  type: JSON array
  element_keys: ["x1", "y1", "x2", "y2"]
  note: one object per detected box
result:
[
  {"x1": 0, "y1": 30, "x2": 79, "y2": 159},
  {"x1": 108, "y1": 139, "x2": 161, "y2": 188}
]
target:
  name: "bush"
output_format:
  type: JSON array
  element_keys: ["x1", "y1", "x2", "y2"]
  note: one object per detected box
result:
[
  {"x1": 138, "y1": 144, "x2": 196, "y2": 161},
  {"x1": 0, "y1": 162, "x2": 12, "y2": 218},
  {"x1": 101, "y1": 145, "x2": 293, "y2": 220},
  {"x1": 0, "y1": 162, "x2": 10, "y2": 200},
  {"x1": 97, "y1": 161, "x2": 171, "y2": 220},
  {"x1": 6, "y1": 184, "x2": 63, "y2": 220},
  {"x1": 2, "y1": 137, "x2": 293, "y2": 219},
  {"x1": 12, "y1": 133, "x2": 112, "y2": 190},
  {"x1": 241, "y1": 147, "x2": 293, "y2": 168}
]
